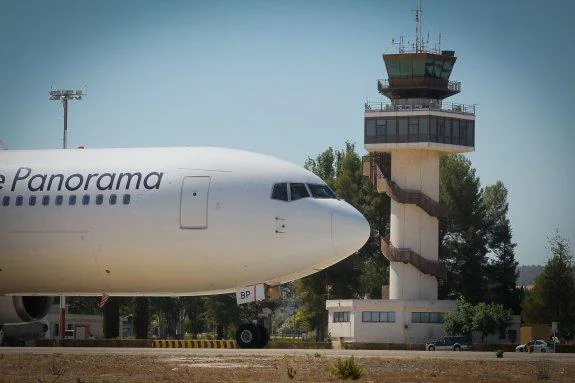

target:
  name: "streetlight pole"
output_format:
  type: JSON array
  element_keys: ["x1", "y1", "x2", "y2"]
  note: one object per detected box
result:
[
  {"x1": 49, "y1": 89, "x2": 85, "y2": 149},
  {"x1": 49, "y1": 88, "x2": 85, "y2": 340}
]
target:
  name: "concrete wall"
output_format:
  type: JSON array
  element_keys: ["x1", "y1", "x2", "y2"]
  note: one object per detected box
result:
[{"x1": 389, "y1": 150, "x2": 440, "y2": 300}]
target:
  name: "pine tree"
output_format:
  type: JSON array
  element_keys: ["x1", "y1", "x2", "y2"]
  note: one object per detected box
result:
[
  {"x1": 482, "y1": 181, "x2": 520, "y2": 312},
  {"x1": 522, "y1": 231, "x2": 575, "y2": 339},
  {"x1": 439, "y1": 154, "x2": 487, "y2": 303}
]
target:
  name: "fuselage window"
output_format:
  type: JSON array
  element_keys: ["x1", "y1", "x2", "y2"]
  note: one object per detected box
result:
[
  {"x1": 69, "y1": 195, "x2": 77, "y2": 206},
  {"x1": 290, "y1": 183, "x2": 310, "y2": 201},
  {"x1": 16, "y1": 196, "x2": 23, "y2": 206},
  {"x1": 29, "y1": 195, "x2": 37, "y2": 206},
  {"x1": 307, "y1": 184, "x2": 337, "y2": 199},
  {"x1": 271, "y1": 183, "x2": 288, "y2": 201},
  {"x1": 109, "y1": 194, "x2": 117, "y2": 205},
  {"x1": 42, "y1": 195, "x2": 50, "y2": 206},
  {"x1": 96, "y1": 194, "x2": 104, "y2": 205},
  {"x1": 2, "y1": 196, "x2": 9, "y2": 206},
  {"x1": 55, "y1": 195, "x2": 63, "y2": 206},
  {"x1": 82, "y1": 195, "x2": 90, "y2": 205},
  {"x1": 122, "y1": 194, "x2": 130, "y2": 205}
]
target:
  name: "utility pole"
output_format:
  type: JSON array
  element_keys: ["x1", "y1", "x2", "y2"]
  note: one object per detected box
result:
[{"x1": 49, "y1": 88, "x2": 85, "y2": 340}]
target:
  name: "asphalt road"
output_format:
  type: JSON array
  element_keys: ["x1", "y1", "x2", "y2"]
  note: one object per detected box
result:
[{"x1": 1, "y1": 347, "x2": 574, "y2": 361}]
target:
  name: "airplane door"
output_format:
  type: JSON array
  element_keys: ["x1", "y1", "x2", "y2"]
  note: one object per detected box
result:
[{"x1": 180, "y1": 176, "x2": 211, "y2": 229}]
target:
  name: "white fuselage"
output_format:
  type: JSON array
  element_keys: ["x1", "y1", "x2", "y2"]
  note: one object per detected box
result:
[{"x1": 0, "y1": 147, "x2": 369, "y2": 296}]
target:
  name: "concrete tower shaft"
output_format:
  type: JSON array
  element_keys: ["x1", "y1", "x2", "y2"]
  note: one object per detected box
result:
[{"x1": 389, "y1": 150, "x2": 439, "y2": 300}]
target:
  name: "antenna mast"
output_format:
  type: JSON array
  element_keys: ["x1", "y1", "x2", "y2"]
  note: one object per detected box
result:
[{"x1": 413, "y1": 0, "x2": 423, "y2": 52}]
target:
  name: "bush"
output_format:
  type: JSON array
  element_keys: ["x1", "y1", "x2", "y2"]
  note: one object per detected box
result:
[
  {"x1": 495, "y1": 349, "x2": 504, "y2": 358},
  {"x1": 330, "y1": 356, "x2": 364, "y2": 380}
]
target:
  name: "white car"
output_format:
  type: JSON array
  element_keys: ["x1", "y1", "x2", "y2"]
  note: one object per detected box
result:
[{"x1": 515, "y1": 339, "x2": 555, "y2": 353}]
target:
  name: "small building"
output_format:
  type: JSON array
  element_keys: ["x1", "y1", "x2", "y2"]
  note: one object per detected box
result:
[
  {"x1": 327, "y1": 299, "x2": 455, "y2": 345},
  {"x1": 43, "y1": 303, "x2": 103, "y2": 340}
]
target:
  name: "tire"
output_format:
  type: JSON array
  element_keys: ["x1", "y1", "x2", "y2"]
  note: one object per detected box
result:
[
  {"x1": 236, "y1": 324, "x2": 261, "y2": 349},
  {"x1": 541, "y1": 348, "x2": 546, "y2": 353},
  {"x1": 454, "y1": 345, "x2": 461, "y2": 351},
  {"x1": 256, "y1": 324, "x2": 269, "y2": 348},
  {"x1": 428, "y1": 345, "x2": 435, "y2": 351}
]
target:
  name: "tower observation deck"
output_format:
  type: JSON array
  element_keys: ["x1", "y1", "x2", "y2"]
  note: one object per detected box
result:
[{"x1": 363, "y1": 7, "x2": 476, "y2": 301}]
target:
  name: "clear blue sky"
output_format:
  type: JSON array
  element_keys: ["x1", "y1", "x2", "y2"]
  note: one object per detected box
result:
[{"x1": 1, "y1": 0, "x2": 573, "y2": 265}]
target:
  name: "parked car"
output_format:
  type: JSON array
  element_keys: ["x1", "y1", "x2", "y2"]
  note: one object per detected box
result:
[
  {"x1": 515, "y1": 339, "x2": 555, "y2": 353},
  {"x1": 425, "y1": 336, "x2": 472, "y2": 351}
]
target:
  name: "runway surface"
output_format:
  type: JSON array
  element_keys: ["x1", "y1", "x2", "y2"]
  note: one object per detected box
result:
[{"x1": 1, "y1": 347, "x2": 574, "y2": 361}]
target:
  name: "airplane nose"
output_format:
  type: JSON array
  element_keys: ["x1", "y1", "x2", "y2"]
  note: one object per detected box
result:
[{"x1": 331, "y1": 205, "x2": 370, "y2": 257}]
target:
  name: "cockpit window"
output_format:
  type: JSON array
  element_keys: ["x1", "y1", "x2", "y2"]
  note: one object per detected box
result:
[
  {"x1": 271, "y1": 183, "x2": 288, "y2": 201},
  {"x1": 290, "y1": 183, "x2": 310, "y2": 201},
  {"x1": 307, "y1": 183, "x2": 337, "y2": 199}
]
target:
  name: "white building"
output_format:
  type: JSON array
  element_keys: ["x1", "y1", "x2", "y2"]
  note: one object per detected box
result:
[
  {"x1": 43, "y1": 303, "x2": 103, "y2": 340},
  {"x1": 327, "y1": 299, "x2": 455, "y2": 345}
]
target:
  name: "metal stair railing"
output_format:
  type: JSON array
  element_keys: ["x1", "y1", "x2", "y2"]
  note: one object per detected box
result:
[{"x1": 380, "y1": 235, "x2": 447, "y2": 281}]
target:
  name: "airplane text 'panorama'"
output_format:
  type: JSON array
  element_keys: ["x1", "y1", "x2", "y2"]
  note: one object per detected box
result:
[{"x1": 0, "y1": 167, "x2": 163, "y2": 192}]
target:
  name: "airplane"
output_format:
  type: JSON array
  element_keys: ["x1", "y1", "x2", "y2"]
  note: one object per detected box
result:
[{"x1": 0, "y1": 146, "x2": 370, "y2": 347}]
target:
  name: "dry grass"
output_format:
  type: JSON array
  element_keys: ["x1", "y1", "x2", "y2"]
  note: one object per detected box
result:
[{"x1": 0, "y1": 352, "x2": 574, "y2": 382}]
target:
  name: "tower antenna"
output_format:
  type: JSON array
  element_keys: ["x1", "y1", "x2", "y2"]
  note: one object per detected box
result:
[{"x1": 412, "y1": 0, "x2": 423, "y2": 52}]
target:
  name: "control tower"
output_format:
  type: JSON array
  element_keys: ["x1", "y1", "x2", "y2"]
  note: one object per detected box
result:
[
  {"x1": 363, "y1": 8, "x2": 475, "y2": 300},
  {"x1": 327, "y1": 4, "x2": 476, "y2": 345}
]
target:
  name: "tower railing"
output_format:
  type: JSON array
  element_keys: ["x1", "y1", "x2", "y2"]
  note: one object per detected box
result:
[
  {"x1": 380, "y1": 235, "x2": 447, "y2": 281},
  {"x1": 364, "y1": 100, "x2": 475, "y2": 115},
  {"x1": 362, "y1": 154, "x2": 448, "y2": 218}
]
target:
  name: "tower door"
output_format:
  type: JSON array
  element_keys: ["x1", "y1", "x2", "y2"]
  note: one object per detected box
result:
[{"x1": 180, "y1": 176, "x2": 211, "y2": 229}]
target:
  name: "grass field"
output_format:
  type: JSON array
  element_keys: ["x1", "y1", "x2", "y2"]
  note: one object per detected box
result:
[{"x1": 1, "y1": 352, "x2": 574, "y2": 382}]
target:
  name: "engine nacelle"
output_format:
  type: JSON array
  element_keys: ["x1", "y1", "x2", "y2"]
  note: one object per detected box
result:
[{"x1": 0, "y1": 296, "x2": 53, "y2": 324}]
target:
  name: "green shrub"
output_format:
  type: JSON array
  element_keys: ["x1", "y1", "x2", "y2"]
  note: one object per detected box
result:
[
  {"x1": 330, "y1": 355, "x2": 364, "y2": 380},
  {"x1": 495, "y1": 349, "x2": 504, "y2": 358}
]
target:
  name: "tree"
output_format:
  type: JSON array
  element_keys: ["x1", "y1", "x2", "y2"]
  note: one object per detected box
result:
[
  {"x1": 522, "y1": 231, "x2": 575, "y2": 339},
  {"x1": 472, "y1": 302, "x2": 510, "y2": 344},
  {"x1": 444, "y1": 298, "x2": 510, "y2": 343},
  {"x1": 184, "y1": 297, "x2": 206, "y2": 338},
  {"x1": 103, "y1": 297, "x2": 121, "y2": 339},
  {"x1": 132, "y1": 297, "x2": 149, "y2": 339},
  {"x1": 444, "y1": 298, "x2": 475, "y2": 338},
  {"x1": 202, "y1": 294, "x2": 240, "y2": 339},
  {"x1": 482, "y1": 181, "x2": 520, "y2": 312},
  {"x1": 440, "y1": 154, "x2": 488, "y2": 303}
]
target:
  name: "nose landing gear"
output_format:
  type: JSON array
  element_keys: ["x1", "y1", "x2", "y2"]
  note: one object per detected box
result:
[{"x1": 236, "y1": 323, "x2": 269, "y2": 348}]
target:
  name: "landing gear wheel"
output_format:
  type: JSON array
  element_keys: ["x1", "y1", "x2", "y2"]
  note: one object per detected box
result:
[
  {"x1": 236, "y1": 324, "x2": 261, "y2": 348},
  {"x1": 256, "y1": 324, "x2": 269, "y2": 348}
]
